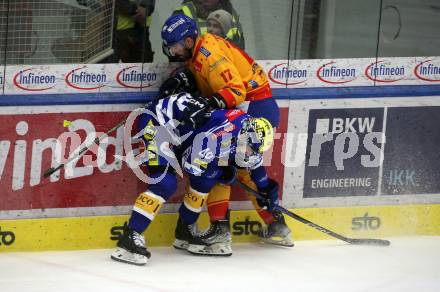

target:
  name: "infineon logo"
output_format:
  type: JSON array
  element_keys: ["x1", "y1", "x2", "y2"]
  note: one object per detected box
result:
[
  {"x1": 316, "y1": 61, "x2": 356, "y2": 84},
  {"x1": 116, "y1": 66, "x2": 157, "y2": 89},
  {"x1": 65, "y1": 66, "x2": 107, "y2": 90},
  {"x1": 13, "y1": 68, "x2": 56, "y2": 91},
  {"x1": 267, "y1": 63, "x2": 307, "y2": 86},
  {"x1": 364, "y1": 60, "x2": 405, "y2": 83},
  {"x1": 413, "y1": 59, "x2": 440, "y2": 82}
]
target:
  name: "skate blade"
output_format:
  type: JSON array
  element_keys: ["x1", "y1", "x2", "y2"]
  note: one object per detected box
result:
[
  {"x1": 173, "y1": 239, "x2": 189, "y2": 250},
  {"x1": 111, "y1": 247, "x2": 148, "y2": 266},
  {"x1": 259, "y1": 236, "x2": 294, "y2": 247},
  {"x1": 187, "y1": 243, "x2": 232, "y2": 256}
]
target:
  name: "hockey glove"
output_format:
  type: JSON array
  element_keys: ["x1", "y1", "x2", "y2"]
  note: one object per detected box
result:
[
  {"x1": 218, "y1": 166, "x2": 237, "y2": 185},
  {"x1": 206, "y1": 93, "x2": 227, "y2": 109},
  {"x1": 159, "y1": 69, "x2": 197, "y2": 97},
  {"x1": 181, "y1": 96, "x2": 211, "y2": 128},
  {"x1": 256, "y1": 178, "x2": 279, "y2": 211}
]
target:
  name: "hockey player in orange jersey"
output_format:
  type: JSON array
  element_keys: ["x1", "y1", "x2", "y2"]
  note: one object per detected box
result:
[{"x1": 160, "y1": 13, "x2": 293, "y2": 255}]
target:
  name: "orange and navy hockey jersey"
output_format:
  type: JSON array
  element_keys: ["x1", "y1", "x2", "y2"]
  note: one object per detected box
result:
[{"x1": 186, "y1": 33, "x2": 272, "y2": 108}]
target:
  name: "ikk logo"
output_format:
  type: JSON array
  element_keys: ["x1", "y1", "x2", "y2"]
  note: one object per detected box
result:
[
  {"x1": 13, "y1": 68, "x2": 56, "y2": 91},
  {"x1": 116, "y1": 66, "x2": 157, "y2": 89},
  {"x1": 387, "y1": 168, "x2": 416, "y2": 187},
  {"x1": 351, "y1": 213, "x2": 381, "y2": 231},
  {"x1": 316, "y1": 61, "x2": 357, "y2": 84},
  {"x1": 413, "y1": 59, "x2": 440, "y2": 82},
  {"x1": 65, "y1": 66, "x2": 107, "y2": 90},
  {"x1": 364, "y1": 60, "x2": 405, "y2": 83},
  {"x1": 0, "y1": 227, "x2": 16, "y2": 246},
  {"x1": 268, "y1": 62, "x2": 307, "y2": 86}
]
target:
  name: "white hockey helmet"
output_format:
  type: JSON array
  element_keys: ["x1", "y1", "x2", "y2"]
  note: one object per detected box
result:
[{"x1": 235, "y1": 117, "x2": 274, "y2": 168}]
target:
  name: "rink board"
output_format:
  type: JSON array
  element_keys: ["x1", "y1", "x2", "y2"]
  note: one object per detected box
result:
[
  {"x1": 2, "y1": 58, "x2": 440, "y2": 252},
  {"x1": 2, "y1": 97, "x2": 440, "y2": 218},
  {"x1": 0, "y1": 204, "x2": 439, "y2": 252},
  {"x1": 283, "y1": 96, "x2": 440, "y2": 208},
  {"x1": 0, "y1": 104, "x2": 288, "y2": 215}
]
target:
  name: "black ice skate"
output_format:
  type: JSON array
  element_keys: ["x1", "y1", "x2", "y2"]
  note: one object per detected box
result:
[
  {"x1": 111, "y1": 225, "x2": 151, "y2": 266},
  {"x1": 258, "y1": 210, "x2": 294, "y2": 247},
  {"x1": 186, "y1": 218, "x2": 232, "y2": 256},
  {"x1": 173, "y1": 217, "x2": 198, "y2": 250}
]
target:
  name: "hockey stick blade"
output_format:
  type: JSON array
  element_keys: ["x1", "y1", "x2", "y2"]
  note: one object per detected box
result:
[
  {"x1": 42, "y1": 117, "x2": 128, "y2": 179},
  {"x1": 346, "y1": 238, "x2": 391, "y2": 246},
  {"x1": 277, "y1": 205, "x2": 391, "y2": 246},
  {"x1": 42, "y1": 96, "x2": 168, "y2": 178},
  {"x1": 235, "y1": 180, "x2": 391, "y2": 247}
]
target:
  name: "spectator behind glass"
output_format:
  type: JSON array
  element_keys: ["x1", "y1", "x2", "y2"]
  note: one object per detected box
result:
[
  {"x1": 173, "y1": 0, "x2": 245, "y2": 49},
  {"x1": 207, "y1": 9, "x2": 232, "y2": 40},
  {"x1": 112, "y1": 0, "x2": 155, "y2": 63}
]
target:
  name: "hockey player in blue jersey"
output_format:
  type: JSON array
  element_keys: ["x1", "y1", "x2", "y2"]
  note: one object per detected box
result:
[
  {"x1": 173, "y1": 107, "x2": 279, "y2": 256},
  {"x1": 111, "y1": 92, "x2": 279, "y2": 265}
]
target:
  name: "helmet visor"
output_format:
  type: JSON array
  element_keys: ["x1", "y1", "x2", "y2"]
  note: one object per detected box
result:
[
  {"x1": 235, "y1": 130, "x2": 263, "y2": 168},
  {"x1": 169, "y1": 42, "x2": 185, "y2": 57}
]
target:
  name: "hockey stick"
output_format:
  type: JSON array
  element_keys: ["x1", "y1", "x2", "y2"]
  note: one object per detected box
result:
[
  {"x1": 43, "y1": 92, "x2": 175, "y2": 178},
  {"x1": 235, "y1": 180, "x2": 391, "y2": 246},
  {"x1": 43, "y1": 117, "x2": 128, "y2": 178}
]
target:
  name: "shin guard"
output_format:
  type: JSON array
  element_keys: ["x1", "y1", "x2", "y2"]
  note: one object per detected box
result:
[
  {"x1": 129, "y1": 191, "x2": 165, "y2": 232},
  {"x1": 179, "y1": 187, "x2": 209, "y2": 225}
]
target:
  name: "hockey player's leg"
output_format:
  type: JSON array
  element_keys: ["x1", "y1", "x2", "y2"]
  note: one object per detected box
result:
[
  {"x1": 173, "y1": 215, "x2": 198, "y2": 250},
  {"x1": 111, "y1": 169, "x2": 177, "y2": 265},
  {"x1": 207, "y1": 183, "x2": 231, "y2": 222},
  {"x1": 255, "y1": 207, "x2": 294, "y2": 247},
  {"x1": 173, "y1": 185, "x2": 224, "y2": 252},
  {"x1": 247, "y1": 98, "x2": 280, "y2": 129},
  {"x1": 174, "y1": 212, "x2": 233, "y2": 256},
  {"x1": 111, "y1": 224, "x2": 151, "y2": 266},
  {"x1": 173, "y1": 185, "x2": 209, "y2": 250},
  {"x1": 178, "y1": 182, "x2": 232, "y2": 256},
  {"x1": 175, "y1": 177, "x2": 232, "y2": 256},
  {"x1": 237, "y1": 169, "x2": 294, "y2": 247},
  {"x1": 186, "y1": 210, "x2": 232, "y2": 256}
]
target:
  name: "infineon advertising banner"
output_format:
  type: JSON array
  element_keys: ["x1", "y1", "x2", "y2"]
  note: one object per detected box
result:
[
  {"x1": 262, "y1": 57, "x2": 440, "y2": 88},
  {"x1": 1, "y1": 57, "x2": 440, "y2": 95},
  {"x1": 2, "y1": 63, "x2": 179, "y2": 94}
]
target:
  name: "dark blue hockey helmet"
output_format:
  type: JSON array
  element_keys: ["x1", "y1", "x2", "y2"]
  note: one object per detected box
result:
[{"x1": 162, "y1": 14, "x2": 198, "y2": 47}]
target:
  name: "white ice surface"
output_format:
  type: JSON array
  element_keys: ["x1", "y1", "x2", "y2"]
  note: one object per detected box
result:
[{"x1": 0, "y1": 236, "x2": 439, "y2": 292}]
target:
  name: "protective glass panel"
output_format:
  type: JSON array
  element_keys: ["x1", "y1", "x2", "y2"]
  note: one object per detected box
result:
[
  {"x1": 378, "y1": 0, "x2": 440, "y2": 57},
  {"x1": 1, "y1": 0, "x2": 114, "y2": 65},
  {"x1": 0, "y1": 2, "x2": 5, "y2": 93},
  {"x1": 149, "y1": 0, "x2": 293, "y2": 63},
  {"x1": 229, "y1": 0, "x2": 291, "y2": 60},
  {"x1": 291, "y1": 0, "x2": 382, "y2": 59}
]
